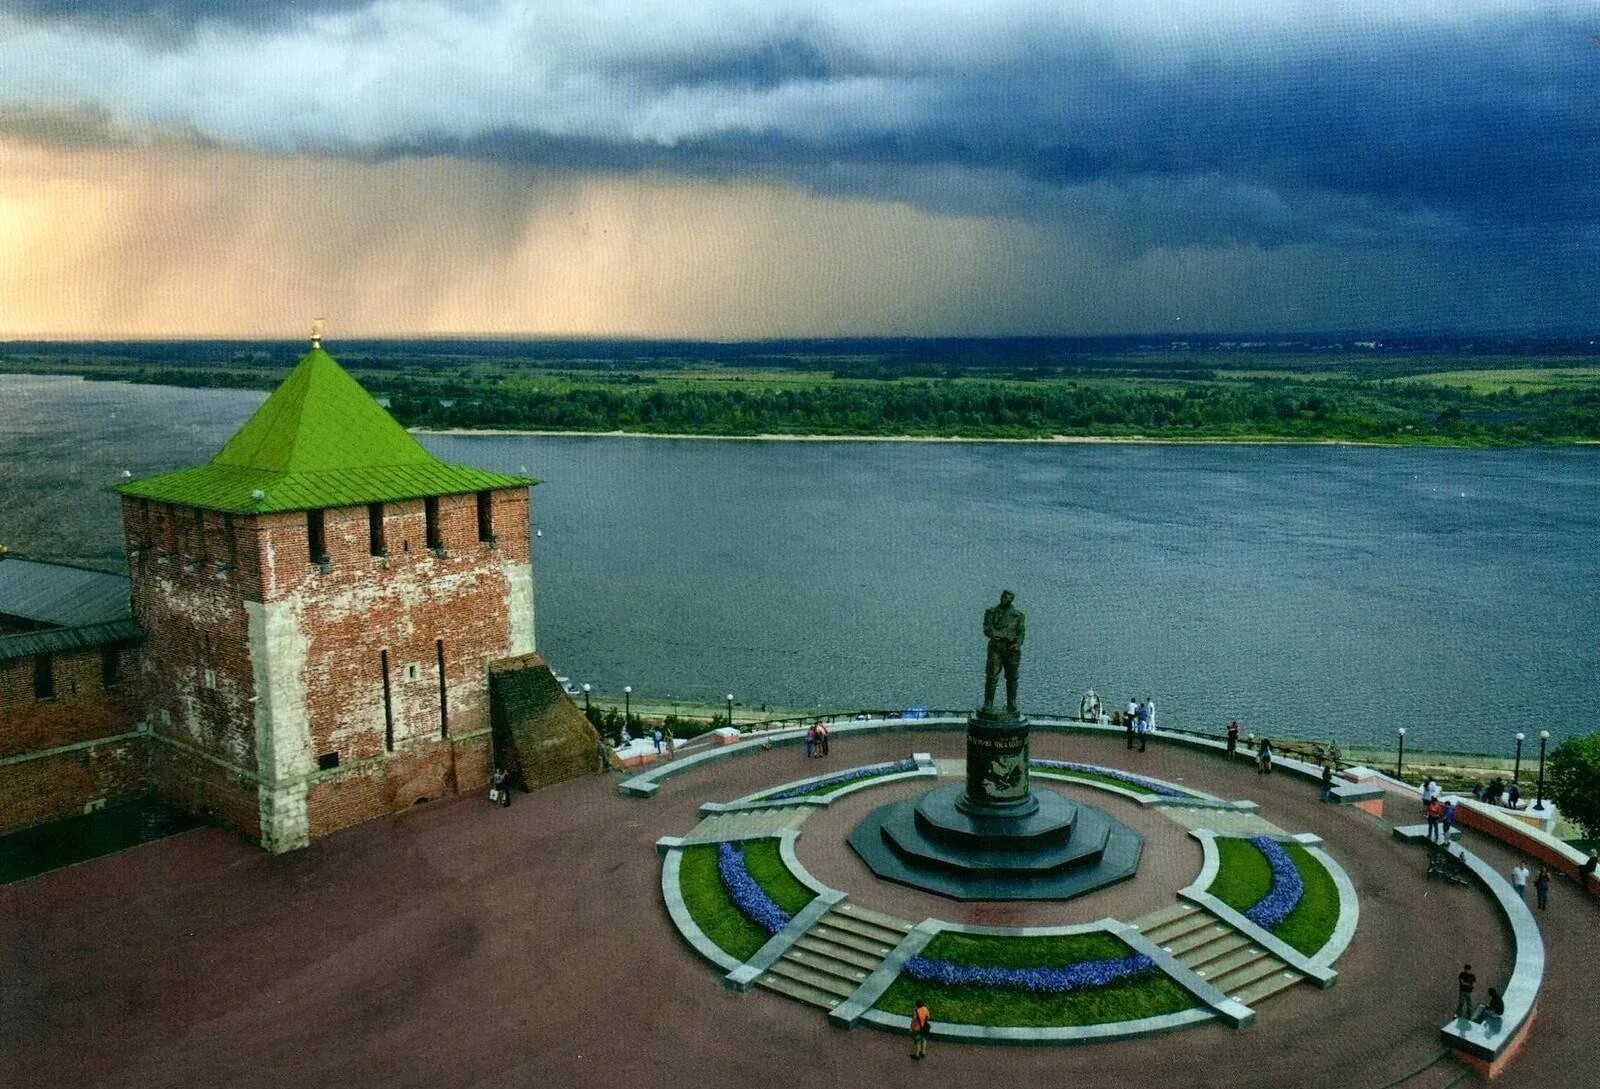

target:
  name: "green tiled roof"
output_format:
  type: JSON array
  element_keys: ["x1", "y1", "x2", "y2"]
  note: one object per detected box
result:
[{"x1": 115, "y1": 346, "x2": 535, "y2": 513}]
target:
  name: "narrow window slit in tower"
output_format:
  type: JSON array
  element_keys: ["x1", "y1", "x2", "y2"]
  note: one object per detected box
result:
[
  {"x1": 380, "y1": 649, "x2": 394, "y2": 752},
  {"x1": 436, "y1": 639, "x2": 448, "y2": 737}
]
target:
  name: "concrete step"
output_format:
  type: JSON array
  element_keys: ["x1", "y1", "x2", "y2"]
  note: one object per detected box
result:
[
  {"x1": 1179, "y1": 932, "x2": 1253, "y2": 971},
  {"x1": 781, "y1": 947, "x2": 872, "y2": 987},
  {"x1": 1233, "y1": 969, "x2": 1304, "y2": 1006},
  {"x1": 818, "y1": 912, "x2": 907, "y2": 948},
  {"x1": 1209, "y1": 956, "x2": 1286, "y2": 996},
  {"x1": 807, "y1": 923, "x2": 897, "y2": 959},
  {"x1": 1132, "y1": 902, "x2": 1199, "y2": 934},
  {"x1": 1146, "y1": 910, "x2": 1218, "y2": 945},
  {"x1": 1163, "y1": 922, "x2": 1235, "y2": 957},
  {"x1": 765, "y1": 957, "x2": 860, "y2": 998},
  {"x1": 1188, "y1": 944, "x2": 1268, "y2": 981},
  {"x1": 834, "y1": 901, "x2": 914, "y2": 933},
  {"x1": 793, "y1": 935, "x2": 882, "y2": 972},
  {"x1": 756, "y1": 971, "x2": 842, "y2": 1009}
]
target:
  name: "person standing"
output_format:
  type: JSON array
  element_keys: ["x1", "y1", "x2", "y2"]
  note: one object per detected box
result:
[
  {"x1": 1126, "y1": 711, "x2": 1136, "y2": 750},
  {"x1": 652, "y1": 726, "x2": 664, "y2": 755},
  {"x1": 1422, "y1": 778, "x2": 1440, "y2": 811},
  {"x1": 1145, "y1": 698, "x2": 1156, "y2": 732},
  {"x1": 1511, "y1": 861, "x2": 1530, "y2": 902},
  {"x1": 1257, "y1": 738, "x2": 1273, "y2": 775},
  {"x1": 805, "y1": 724, "x2": 817, "y2": 759},
  {"x1": 1442, "y1": 800, "x2": 1457, "y2": 841},
  {"x1": 1321, "y1": 762, "x2": 1335, "y2": 802},
  {"x1": 1226, "y1": 720, "x2": 1240, "y2": 758},
  {"x1": 818, "y1": 722, "x2": 830, "y2": 757},
  {"x1": 908, "y1": 999, "x2": 931, "y2": 1060},
  {"x1": 492, "y1": 767, "x2": 512, "y2": 808},
  {"x1": 1456, "y1": 964, "x2": 1476, "y2": 1022},
  {"x1": 1426, "y1": 799, "x2": 1444, "y2": 843},
  {"x1": 664, "y1": 727, "x2": 677, "y2": 760},
  {"x1": 1136, "y1": 702, "x2": 1150, "y2": 753},
  {"x1": 1535, "y1": 865, "x2": 1551, "y2": 910}
]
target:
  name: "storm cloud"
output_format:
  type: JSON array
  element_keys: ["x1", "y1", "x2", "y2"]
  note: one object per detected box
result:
[{"x1": 2, "y1": 2, "x2": 1597, "y2": 245}]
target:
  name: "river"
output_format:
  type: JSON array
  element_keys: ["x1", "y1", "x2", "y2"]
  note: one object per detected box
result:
[{"x1": 1, "y1": 373, "x2": 1595, "y2": 754}]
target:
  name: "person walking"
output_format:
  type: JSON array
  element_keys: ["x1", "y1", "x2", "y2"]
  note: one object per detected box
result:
[
  {"x1": 1256, "y1": 738, "x2": 1273, "y2": 775},
  {"x1": 1320, "y1": 762, "x2": 1335, "y2": 802},
  {"x1": 1535, "y1": 865, "x2": 1551, "y2": 910},
  {"x1": 664, "y1": 727, "x2": 677, "y2": 760},
  {"x1": 1226, "y1": 720, "x2": 1240, "y2": 759},
  {"x1": 492, "y1": 767, "x2": 512, "y2": 808},
  {"x1": 652, "y1": 726, "x2": 664, "y2": 756},
  {"x1": 595, "y1": 740, "x2": 609, "y2": 774},
  {"x1": 1511, "y1": 861, "x2": 1529, "y2": 902},
  {"x1": 1455, "y1": 964, "x2": 1476, "y2": 1022},
  {"x1": 908, "y1": 999, "x2": 931, "y2": 1060}
]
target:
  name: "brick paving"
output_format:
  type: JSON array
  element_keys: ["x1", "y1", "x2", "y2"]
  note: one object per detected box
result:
[{"x1": 1, "y1": 728, "x2": 1592, "y2": 1088}]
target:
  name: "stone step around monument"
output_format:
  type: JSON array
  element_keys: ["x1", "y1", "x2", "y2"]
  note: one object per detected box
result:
[
  {"x1": 833, "y1": 901, "x2": 914, "y2": 934},
  {"x1": 681, "y1": 808, "x2": 806, "y2": 843},
  {"x1": 755, "y1": 971, "x2": 843, "y2": 1010},
  {"x1": 814, "y1": 910, "x2": 908, "y2": 949},
  {"x1": 1232, "y1": 969, "x2": 1304, "y2": 1006},
  {"x1": 1209, "y1": 956, "x2": 1288, "y2": 996},
  {"x1": 1162, "y1": 921, "x2": 1236, "y2": 957},
  {"x1": 806, "y1": 923, "x2": 898, "y2": 959},
  {"x1": 1130, "y1": 901, "x2": 1201, "y2": 935},
  {"x1": 779, "y1": 946, "x2": 873, "y2": 988},
  {"x1": 1143, "y1": 909, "x2": 1220, "y2": 946},
  {"x1": 763, "y1": 957, "x2": 861, "y2": 998},
  {"x1": 1187, "y1": 942, "x2": 1267, "y2": 980},
  {"x1": 792, "y1": 935, "x2": 883, "y2": 972}
]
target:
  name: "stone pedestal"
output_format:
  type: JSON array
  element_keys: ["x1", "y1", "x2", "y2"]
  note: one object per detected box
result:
[{"x1": 846, "y1": 710, "x2": 1143, "y2": 901}]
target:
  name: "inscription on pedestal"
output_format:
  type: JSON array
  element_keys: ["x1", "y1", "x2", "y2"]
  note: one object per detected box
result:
[{"x1": 965, "y1": 716, "x2": 1031, "y2": 806}]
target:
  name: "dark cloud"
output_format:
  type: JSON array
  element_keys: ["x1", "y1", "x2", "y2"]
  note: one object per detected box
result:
[{"x1": 1, "y1": 1, "x2": 1596, "y2": 322}]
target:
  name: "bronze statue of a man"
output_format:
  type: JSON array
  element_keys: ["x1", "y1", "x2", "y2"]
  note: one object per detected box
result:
[{"x1": 982, "y1": 590, "x2": 1025, "y2": 716}]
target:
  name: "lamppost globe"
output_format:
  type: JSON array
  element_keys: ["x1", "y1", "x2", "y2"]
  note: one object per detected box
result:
[
  {"x1": 582, "y1": 682, "x2": 591, "y2": 712},
  {"x1": 1540, "y1": 730, "x2": 1550, "y2": 741},
  {"x1": 1516, "y1": 732, "x2": 1525, "y2": 741}
]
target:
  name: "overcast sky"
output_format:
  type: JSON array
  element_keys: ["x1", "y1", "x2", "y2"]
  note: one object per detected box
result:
[{"x1": 1, "y1": 1, "x2": 1595, "y2": 337}]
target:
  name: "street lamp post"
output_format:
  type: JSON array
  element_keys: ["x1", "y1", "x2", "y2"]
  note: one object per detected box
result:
[
  {"x1": 1536, "y1": 729, "x2": 1550, "y2": 810},
  {"x1": 1513, "y1": 732, "x2": 1524, "y2": 785},
  {"x1": 727, "y1": 694, "x2": 734, "y2": 730},
  {"x1": 582, "y1": 683, "x2": 591, "y2": 713},
  {"x1": 1396, "y1": 727, "x2": 1406, "y2": 779},
  {"x1": 624, "y1": 685, "x2": 632, "y2": 729}
]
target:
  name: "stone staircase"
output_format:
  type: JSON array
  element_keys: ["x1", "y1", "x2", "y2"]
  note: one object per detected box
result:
[
  {"x1": 756, "y1": 902, "x2": 913, "y2": 1010},
  {"x1": 681, "y1": 808, "x2": 811, "y2": 844},
  {"x1": 1133, "y1": 902, "x2": 1304, "y2": 1007},
  {"x1": 1158, "y1": 808, "x2": 1286, "y2": 837}
]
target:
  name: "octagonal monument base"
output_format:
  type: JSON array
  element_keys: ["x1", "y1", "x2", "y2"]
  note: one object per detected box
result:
[{"x1": 846, "y1": 711, "x2": 1143, "y2": 901}]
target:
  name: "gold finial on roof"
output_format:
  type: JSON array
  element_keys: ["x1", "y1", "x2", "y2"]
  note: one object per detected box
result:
[{"x1": 310, "y1": 317, "x2": 326, "y2": 349}]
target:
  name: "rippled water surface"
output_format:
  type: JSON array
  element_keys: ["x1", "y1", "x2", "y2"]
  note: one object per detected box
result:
[{"x1": 3, "y1": 374, "x2": 1595, "y2": 753}]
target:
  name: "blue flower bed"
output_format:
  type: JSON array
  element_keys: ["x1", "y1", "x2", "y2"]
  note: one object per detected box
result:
[
  {"x1": 1242, "y1": 835, "x2": 1305, "y2": 928},
  {"x1": 716, "y1": 842, "x2": 792, "y2": 935},
  {"x1": 903, "y1": 951, "x2": 1156, "y2": 993},
  {"x1": 1028, "y1": 760, "x2": 1192, "y2": 799},
  {"x1": 762, "y1": 758, "x2": 919, "y2": 801}
]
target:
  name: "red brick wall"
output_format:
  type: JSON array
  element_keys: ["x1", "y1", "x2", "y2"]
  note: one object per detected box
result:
[
  {"x1": 261, "y1": 490, "x2": 526, "y2": 773},
  {"x1": 0, "y1": 644, "x2": 139, "y2": 758},
  {"x1": 304, "y1": 733, "x2": 491, "y2": 837},
  {"x1": 147, "y1": 740, "x2": 261, "y2": 842},
  {"x1": 124, "y1": 498, "x2": 260, "y2": 773},
  {"x1": 0, "y1": 736, "x2": 148, "y2": 836}
]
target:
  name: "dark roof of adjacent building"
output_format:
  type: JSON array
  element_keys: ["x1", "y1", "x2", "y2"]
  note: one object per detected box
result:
[
  {"x1": 0, "y1": 557, "x2": 131, "y2": 628},
  {"x1": 115, "y1": 344, "x2": 537, "y2": 514},
  {"x1": 0, "y1": 619, "x2": 143, "y2": 663}
]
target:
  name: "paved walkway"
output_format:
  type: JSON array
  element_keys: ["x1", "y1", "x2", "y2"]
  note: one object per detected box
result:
[{"x1": 2, "y1": 729, "x2": 1591, "y2": 1088}]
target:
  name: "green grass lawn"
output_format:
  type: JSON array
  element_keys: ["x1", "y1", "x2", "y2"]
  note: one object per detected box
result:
[
  {"x1": 1209, "y1": 838, "x2": 1341, "y2": 957},
  {"x1": 873, "y1": 932, "x2": 1196, "y2": 1028},
  {"x1": 677, "y1": 839, "x2": 816, "y2": 961}
]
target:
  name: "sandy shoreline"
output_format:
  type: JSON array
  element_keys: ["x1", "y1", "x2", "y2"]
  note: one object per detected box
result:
[{"x1": 409, "y1": 427, "x2": 1421, "y2": 447}]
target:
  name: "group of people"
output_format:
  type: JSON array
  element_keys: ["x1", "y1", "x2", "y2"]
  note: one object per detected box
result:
[
  {"x1": 1509, "y1": 859, "x2": 1554, "y2": 911},
  {"x1": 1117, "y1": 697, "x2": 1157, "y2": 752},
  {"x1": 804, "y1": 722, "x2": 831, "y2": 758},
  {"x1": 1421, "y1": 780, "x2": 1457, "y2": 844},
  {"x1": 1474, "y1": 776, "x2": 1523, "y2": 809},
  {"x1": 1456, "y1": 964, "x2": 1504, "y2": 1027}
]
